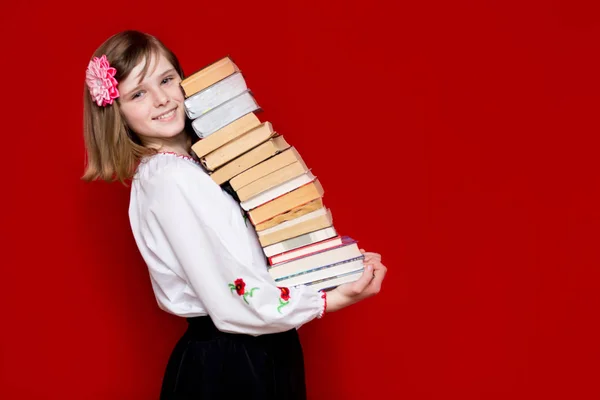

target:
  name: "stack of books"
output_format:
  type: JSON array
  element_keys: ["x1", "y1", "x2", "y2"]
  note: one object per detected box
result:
[{"x1": 180, "y1": 56, "x2": 365, "y2": 292}]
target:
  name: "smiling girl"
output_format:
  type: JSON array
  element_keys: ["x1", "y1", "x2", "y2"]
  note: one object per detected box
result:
[{"x1": 82, "y1": 30, "x2": 387, "y2": 400}]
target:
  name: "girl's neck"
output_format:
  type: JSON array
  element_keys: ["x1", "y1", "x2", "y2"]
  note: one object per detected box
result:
[
  {"x1": 144, "y1": 133, "x2": 191, "y2": 157},
  {"x1": 154, "y1": 145, "x2": 190, "y2": 157}
]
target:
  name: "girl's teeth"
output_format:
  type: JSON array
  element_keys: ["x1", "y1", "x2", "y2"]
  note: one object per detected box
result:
[{"x1": 157, "y1": 110, "x2": 174, "y2": 120}]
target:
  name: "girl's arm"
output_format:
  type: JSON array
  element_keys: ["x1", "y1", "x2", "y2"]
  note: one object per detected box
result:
[{"x1": 142, "y1": 164, "x2": 327, "y2": 336}]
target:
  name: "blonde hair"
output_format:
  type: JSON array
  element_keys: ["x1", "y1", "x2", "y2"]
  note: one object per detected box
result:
[{"x1": 81, "y1": 30, "x2": 191, "y2": 184}]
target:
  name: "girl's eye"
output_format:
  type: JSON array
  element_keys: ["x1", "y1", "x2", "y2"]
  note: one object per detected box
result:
[
  {"x1": 162, "y1": 77, "x2": 174, "y2": 85},
  {"x1": 132, "y1": 91, "x2": 144, "y2": 100}
]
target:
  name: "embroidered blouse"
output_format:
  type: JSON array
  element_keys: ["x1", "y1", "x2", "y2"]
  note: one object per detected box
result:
[{"x1": 128, "y1": 152, "x2": 327, "y2": 336}]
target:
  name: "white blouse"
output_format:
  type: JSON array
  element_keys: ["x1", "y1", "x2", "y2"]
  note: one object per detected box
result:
[{"x1": 128, "y1": 152, "x2": 326, "y2": 336}]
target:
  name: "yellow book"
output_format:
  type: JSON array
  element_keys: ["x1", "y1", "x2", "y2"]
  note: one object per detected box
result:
[
  {"x1": 236, "y1": 157, "x2": 310, "y2": 202},
  {"x1": 209, "y1": 136, "x2": 291, "y2": 185},
  {"x1": 191, "y1": 113, "x2": 261, "y2": 158},
  {"x1": 248, "y1": 179, "x2": 324, "y2": 225},
  {"x1": 255, "y1": 198, "x2": 323, "y2": 232},
  {"x1": 258, "y1": 209, "x2": 333, "y2": 247},
  {"x1": 180, "y1": 56, "x2": 239, "y2": 98},
  {"x1": 230, "y1": 147, "x2": 305, "y2": 191},
  {"x1": 200, "y1": 122, "x2": 275, "y2": 172}
]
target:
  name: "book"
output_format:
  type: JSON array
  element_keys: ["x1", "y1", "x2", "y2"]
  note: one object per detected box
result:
[
  {"x1": 255, "y1": 198, "x2": 323, "y2": 232},
  {"x1": 257, "y1": 208, "x2": 333, "y2": 247},
  {"x1": 269, "y1": 234, "x2": 346, "y2": 265},
  {"x1": 240, "y1": 171, "x2": 317, "y2": 212},
  {"x1": 236, "y1": 158, "x2": 311, "y2": 202},
  {"x1": 184, "y1": 72, "x2": 248, "y2": 119},
  {"x1": 183, "y1": 57, "x2": 358, "y2": 288},
  {"x1": 180, "y1": 56, "x2": 240, "y2": 98},
  {"x1": 191, "y1": 90, "x2": 260, "y2": 138},
  {"x1": 262, "y1": 226, "x2": 338, "y2": 258},
  {"x1": 257, "y1": 207, "x2": 329, "y2": 237},
  {"x1": 268, "y1": 239, "x2": 362, "y2": 282},
  {"x1": 199, "y1": 122, "x2": 276, "y2": 172},
  {"x1": 246, "y1": 178, "x2": 324, "y2": 225},
  {"x1": 269, "y1": 238, "x2": 360, "y2": 280},
  {"x1": 304, "y1": 268, "x2": 365, "y2": 292},
  {"x1": 230, "y1": 147, "x2": 306, "y2": 191},
  {"x1": 209, "y1": 136, "x2": 291, "y2": 185},
  {"x1": 191, "y1": 113, "x2": 262, "y2": 159},
  {"x1": 274, "y1": 257, "x2": 365, "y2": 287}
]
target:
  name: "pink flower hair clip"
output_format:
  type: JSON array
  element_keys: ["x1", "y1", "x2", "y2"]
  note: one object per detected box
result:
[{"x1": 85, "y1": 55, "x2": 119, "y2": 107}]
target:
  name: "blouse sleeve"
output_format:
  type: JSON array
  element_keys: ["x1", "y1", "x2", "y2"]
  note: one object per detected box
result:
[{"x1": 142, "y1": 163, "x2": 326, "y2": 336}]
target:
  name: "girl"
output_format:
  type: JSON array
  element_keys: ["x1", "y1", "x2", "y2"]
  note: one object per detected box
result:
[{"x1": 82, "y1": 30, "x2": 387, "y2": 399}]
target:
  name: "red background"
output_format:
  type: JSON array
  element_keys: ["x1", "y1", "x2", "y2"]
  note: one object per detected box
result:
[{"x1": 2, "y1": 0, "x2": 599, "y2": 399}]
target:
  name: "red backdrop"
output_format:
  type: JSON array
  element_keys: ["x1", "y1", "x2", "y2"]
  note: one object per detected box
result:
[{"x1": 1, "y1": 0, "x2": 599, "y2": 398}]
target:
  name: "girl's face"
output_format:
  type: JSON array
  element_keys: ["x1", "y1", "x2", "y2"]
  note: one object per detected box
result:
[{"x1": 118, "y1": 53, "x2": 186, "y2": 148}]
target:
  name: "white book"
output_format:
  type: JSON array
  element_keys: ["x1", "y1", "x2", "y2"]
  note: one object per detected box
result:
[
  {"x1": 184, "y1": 72, "x2": 248, "y2": 120},
  {"x1": 240, "y1": 171, "x2": 316, "y2": 211},
  {"x1": 304, "y1": 268, "x2": 364, "y2": 292},
  {"x1": 263, "y1": 227, "x2": 338, "y2": 258},
  {"x1": 273, "y1": 257, "x2": 364, "y2": 287},
  {"x1": 256, "y1": 208, "x2": 328, "y2": 237},
  {"x1": 270, "y1": 235, "x2": 345, "y2": 265},
  {"x1": 191, "y1": 90, "x2": 260, "y2": 138},
  {"x1": 268, "y1": 241, "x2": 362, "y2": 281}
]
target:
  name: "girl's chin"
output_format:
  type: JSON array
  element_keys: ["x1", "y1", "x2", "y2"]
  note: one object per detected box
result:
[
  {"x1": 156, "y1": 124, "x2": 187, "y2": 138},
  {"x1": 138, "y1": 129, "x2": 187, "y2": 144}
]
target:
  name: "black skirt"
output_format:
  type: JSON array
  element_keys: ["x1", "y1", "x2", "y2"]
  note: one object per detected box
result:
[{"x1": 160, "y1": 316, "x2": 307, "y2": 400}]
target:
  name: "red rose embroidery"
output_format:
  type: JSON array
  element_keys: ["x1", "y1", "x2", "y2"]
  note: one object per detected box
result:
[
  {"x1": 277, "y1": 286, "x2": 291, "y2": 313},
  {"x1": 234, "y1": 279, "x2": 246, "y2": 296},
  {"x1": 229, "y1": 278, "x2": 259, "y2": 305},
  {"x1": 279, "y1": 287, "x2": 290, "y2": 301}
]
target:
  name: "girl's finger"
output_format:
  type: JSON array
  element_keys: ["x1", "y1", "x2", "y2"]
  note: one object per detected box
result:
[
  {"x1": 349, "y1": 264, "x2": 373, "y2": 293},
  {"x1": 371, "y1": 263, "x2": 387, "y2": 288},
  {"x1": 361, "y1": 252, "x2": 381, "y2": 260},
  {"x1": 371, "y1": 260, "x2": 386, "y2": 271}
]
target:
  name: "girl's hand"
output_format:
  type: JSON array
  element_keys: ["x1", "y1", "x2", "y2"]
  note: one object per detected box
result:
[{"x1": 325, "y1": 249, "x2": 387, "y2": 313}]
